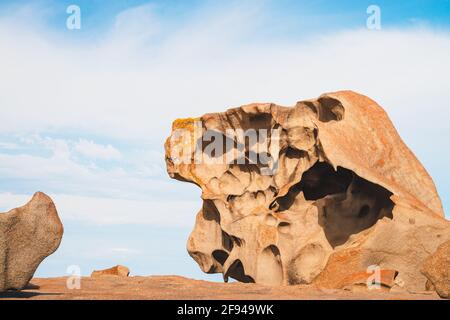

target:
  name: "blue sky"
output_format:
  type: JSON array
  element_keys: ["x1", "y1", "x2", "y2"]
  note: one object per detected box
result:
[
  {"x1": 0, "y1": 0, "x2": 449, "y2": 281},
  {"x1": 2, "y1": 0, "x2": 450, "y2": 40}
]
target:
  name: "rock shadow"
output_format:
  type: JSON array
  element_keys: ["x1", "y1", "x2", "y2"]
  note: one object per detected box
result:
[{"x1": 276, "y1": 161, "x2": 394, "y2": 248}]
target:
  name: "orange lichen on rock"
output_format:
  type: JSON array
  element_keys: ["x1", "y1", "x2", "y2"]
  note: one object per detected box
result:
[{"x1": 172, "y1": 117, "x2": 200, "y2": 131}]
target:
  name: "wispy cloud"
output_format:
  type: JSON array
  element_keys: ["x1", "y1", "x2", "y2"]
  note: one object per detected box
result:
[
  {"x1": 0, "y1": 142, "x2": 20, "y2": 150},
  {"x1": 0, "y1": 4, "x2": 449, "y2": 141},
  {"x1": 0, "y1": 192, "x2": 198, "y2": 227},
  {"x1": 74, "y1": 139, "x2": 122, "y2": 160},
  {"x1": 0, "y1": 1, "x2": 449, "y2": 224},
  {"x1": 110, "y1": 247, "x2": 141, "y2": 255},
  {"x1": 0, "y1": 134, "x2": 180, "y2": 200}
]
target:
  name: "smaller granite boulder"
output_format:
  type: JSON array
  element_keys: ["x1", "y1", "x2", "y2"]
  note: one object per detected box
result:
[
  {"x1": 91, "y1": 265, "x2": 130, "y2": 278},
  {"x1": 421, "y1": 241, "x2": 450, "y2": 299},
  {"x1": 0, "y1": 192, "x2": 64, "y2": 292}
]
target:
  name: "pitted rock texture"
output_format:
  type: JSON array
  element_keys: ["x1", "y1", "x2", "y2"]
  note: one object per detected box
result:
[
  {"x1": 421, "y1": 241, "x2": 450, "y2": 298},
  {"x1": 165, "y1": 90, "x2": 449, "y2": 292},
  {"x1": 0, "y1": 192, "x2": 63, "y2": 292}
]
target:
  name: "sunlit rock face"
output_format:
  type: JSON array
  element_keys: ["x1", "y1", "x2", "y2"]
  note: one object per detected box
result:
[
  {"x1": 0, "y1": 192, "x2": 63, "y2": 292},
  {"x1": 165, "y1": 90, "x2": 449, "y2": 292}
]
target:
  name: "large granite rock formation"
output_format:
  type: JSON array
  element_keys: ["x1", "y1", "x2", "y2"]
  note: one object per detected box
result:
[
  {"x1": 0, "y1": 192, "x2": 63, "y2": 292},
  {"x1": 164, "y1": 90, "x2": 449, "y2": 294}
]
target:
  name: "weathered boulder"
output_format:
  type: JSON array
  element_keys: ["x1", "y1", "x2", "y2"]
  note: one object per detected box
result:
[
  {"x1": 0, "y1": 192, "x2": 63, "y2": 292},
  {"x1": 421, "y1": 241, "x2": 450, "y2": 298},
  {"x1": 91, "y1": 265, "x2": 130, "y2": 278},
  {"x1": 165, "y1": 90, "x2": 449, "y2": 292}
]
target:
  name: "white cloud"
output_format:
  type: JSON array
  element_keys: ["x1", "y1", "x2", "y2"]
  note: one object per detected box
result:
[
  {"x1": 0, "y1": 142, "x2": 19, "y2": 150},
  {"x1": 0, "y1": 192, "x2": 199, "y2": 227},
  {"x1": 0, "y1": 134, "x2": 179, "y2": 204},
  {"x1": 109, "y1": 247, "x2": 141, "y2": 255},
  {"x1": 0, "y1": 192, "x2": 29, "y2": 212},
  {"x1": 0, "y1": 2, "x2": 448, "y2": 222},
  {"x1": 0, "y1": 3, "x2": 449, "y2": 143},
  {"x1": 113, "y1": 3, "x2": 161, "y2": 42},
  {"x1": 53, "y1": 193, "x2": 199, "y2": 226},
  {"x1": 74, "y1": 139, "x2": 122, "y2": 160}
]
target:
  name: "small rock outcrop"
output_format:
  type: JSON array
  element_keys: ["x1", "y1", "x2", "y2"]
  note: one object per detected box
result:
[
  {"x1": 421, "y1": 241, "x2": 450, "y2": 298},
  {"x1": 165, "y1": 90, "x2": 449, "y2": 293},
  {"x1": 91, "y1": 265, "x2": 130, "y2": 278},
  {"x1": 0, "y1": 192, "x2": 64, "y2": 292}
]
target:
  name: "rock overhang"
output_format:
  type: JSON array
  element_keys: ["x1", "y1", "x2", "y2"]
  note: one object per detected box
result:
[{"x1": 165, "y1": 90, "x2": 449, "y2": 292}]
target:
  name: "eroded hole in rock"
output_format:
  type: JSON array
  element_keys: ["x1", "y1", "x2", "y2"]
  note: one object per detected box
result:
[
  {"x1": 276, "y1": 161, "x2": 394, "y2": 248},
  {"x1": 199, "y1": 125, "x2": 277, "y2": 166},
  {"x1": 278, "y1": 222, "x2": 291, "y2": 234},
  {"x1": 317, "y1": 97, "x2": 345, "y2": 122},
  {"x1": 246, "y1": 113, "x2": 273, "y2": 130},
  {"x1": 203, "y1": 200, "x2": 221, "y2": 223},
  {"x1": 275, "y1": 184, "x2": 299, "y2": 211},
  {"x1": 269, "y1": 200, "x2": 279, "y2": 211},
  {"x1": 358, "y1": 205, "x2": 370, "y2": 218},
  {"x1": 318, "y1": 172, "x2": 394, "y2": 248},
  {"x1": 199, "y1": 131, "x2": 235, "y2": 159},
  {"x1": 212, "y1": 250, "x2": 229, "y2": 265},
  {"x1": 275, "y1": 162, "x2": 352, "y2": 211},
  {"x1": 222, "y1": 231, "x2": 234, "y2": 251},
  {"x1": 222, "y1": 231, "x2": 244, "y2": 251},
  {"x1": 231, "y1": 235, "x2": 244, "y2": 247},
  {"x1": 225, "y1": 260, "x2": 255, "y2": 283},
  {"x1": 269, "y1": 186, "x2": 278, "y2": 197},
  {"x1": 285, "y1": 147, "x2": 306, "y2": 160},
  {"x1": 302, "y1": 162, "x2": 353, "y2": 200},
  {"x1": 256, "y1": 245, "x2": 283, "y2": 285}
]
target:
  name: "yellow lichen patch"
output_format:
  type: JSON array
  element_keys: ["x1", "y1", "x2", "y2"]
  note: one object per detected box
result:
[
  {"x1": 167, "y1": 118, "x2": 202, "y2": 171},
  {"x1": 172, "y1": 117, "x2": 201, "y2": 132}
]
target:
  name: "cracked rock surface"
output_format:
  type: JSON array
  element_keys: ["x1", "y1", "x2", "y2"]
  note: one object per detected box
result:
[
  {"x1": 165, "y1": 90, "x2": 449, "y2": 293},
  {"x1": 0, "y1": 192, "x2": 63, "y2": 292}
]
